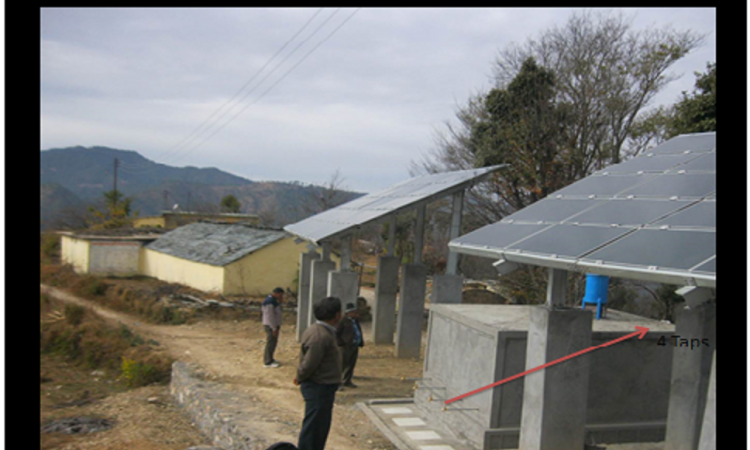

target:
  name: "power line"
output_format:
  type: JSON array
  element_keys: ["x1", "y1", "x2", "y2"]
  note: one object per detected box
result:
[
  {"x1": 155, "y1": 7, "x2": 327, "y2": 164},
  {"x1": 117, "y1": 8, "x2": 328, "y2": 173},
  {"x1": 162, "y1": 7, "x2": 346, "y2": 167},
  {"x1": 167, "y1": 8, "x2": 361, "y2": 167}
]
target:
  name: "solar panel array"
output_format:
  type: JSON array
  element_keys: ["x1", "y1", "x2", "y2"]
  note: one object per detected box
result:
[
  {"x1": 284, "y1": 165, "x2": 505, "y2": 244},
  {"x1": 449, "y1": 133, "x2": 716, "y2": 287}
]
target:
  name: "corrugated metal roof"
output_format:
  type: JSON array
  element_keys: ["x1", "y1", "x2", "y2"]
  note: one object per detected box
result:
[
  {"x1": 449, "y1": 133, "x2": 716, "y2": 288},
  {"x1": 145, "y1": 222, "x2": 289, "y2": 266},
  {"x1": 284, "y1": 165, "x2": 506, "y2": 244}
]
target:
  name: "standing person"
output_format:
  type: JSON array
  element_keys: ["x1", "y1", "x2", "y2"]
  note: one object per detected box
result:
[
  {"x1": 262, "y1": 287, "x2": 284, "y2": 368},
  {"x1": 293, "y1": 297, "x2": 343, "y2": 450},
  {"x1": 336, "y1": 302, "x2": 364, "y2": 389}
]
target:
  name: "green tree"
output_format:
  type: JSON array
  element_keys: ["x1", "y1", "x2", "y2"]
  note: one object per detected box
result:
[
  {"x1": 469, "y1": 57, "x2": 573, "y2": 211},
  {"x1": 668, "y1": 62, "x2": 716, "y2": 136},
  {"x1": 220, "y1": 195, "x2": 241, "y2": 213},
  {"x1": 627, "y1": 62, "x2": 716, "y2": 153},
  {"x1": 86, "y1": 190, "x2": 137, "y2": 229},
  {"x1": 413, "y1": 10, "x2": 703, "y2": 224}
]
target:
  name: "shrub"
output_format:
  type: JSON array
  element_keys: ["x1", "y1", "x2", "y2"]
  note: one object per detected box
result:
[
  {"x1": 64, "y1": 304, "x2": 87, "y2": 326},
  {"x1": 120, "y1": 352, "x2": 171, "y2": 387}
]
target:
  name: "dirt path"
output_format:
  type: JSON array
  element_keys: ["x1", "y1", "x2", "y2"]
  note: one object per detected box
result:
[{"x1": 41, "y1": 284, "x2": 422, "y2": 450}]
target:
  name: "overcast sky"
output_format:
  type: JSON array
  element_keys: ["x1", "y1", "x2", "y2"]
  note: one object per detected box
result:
[{"x1": 40, "y1": 7, "x2": 716, "y2": 193}]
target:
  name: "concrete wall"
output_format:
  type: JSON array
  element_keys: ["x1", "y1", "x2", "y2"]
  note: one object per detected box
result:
[
  {"x1": 60, "y1": 235, "x2": 90, "y2": 273},
  {"x1": 140, "y1": 248, "x2": 225, "y2": 293},
  {"x1": 88, "y1": 241, "x2": 142, "y2": 276},
  {"x1": 417, "y1": 305, "x2": 675, "y2": 449},
  {"x1": 132, "y1": 216, "x2": 166, "y2": 228},
  {"x1": 223, "y1": 237, "x2": 307, "y2": 296}
]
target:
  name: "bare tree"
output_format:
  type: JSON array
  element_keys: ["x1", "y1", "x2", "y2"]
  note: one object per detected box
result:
[
  {"x1": 302, "y1": 168, "x2": 350, "y2": 215},
  {"x1": 413, "y1": 10, "x2": 703, "y2": 227}
]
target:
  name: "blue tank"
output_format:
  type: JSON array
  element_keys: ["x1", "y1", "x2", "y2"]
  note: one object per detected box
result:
[{"x1": 581, "y1": 273, "x2": 610, "y2": 319}]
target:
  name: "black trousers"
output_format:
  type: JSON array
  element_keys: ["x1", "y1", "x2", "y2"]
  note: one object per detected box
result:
[
  {"x1": 264, "y1": 325, "x2": 278, "y2": 365},
  {"x1": 297, "y1": 381, "x2": 338, "y2": 450},
  {"x1": 340, "y1": 345, "x2": 359, "y2": 385}
]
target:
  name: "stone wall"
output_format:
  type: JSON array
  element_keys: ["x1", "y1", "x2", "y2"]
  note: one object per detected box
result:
[{"x1": 170, "y1": 362, "x2": 258, "y2": 450}]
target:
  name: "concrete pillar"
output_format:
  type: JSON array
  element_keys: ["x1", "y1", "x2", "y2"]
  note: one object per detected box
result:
[
  {"x1": 308, "y1": 259, "x2": 336, "y2": 327},
  {"x1": 327, "y1": 270, "x2": 359, "y2": 310},
  {"x1": 664, "y1": 301, "x2": 716, "y2": 450},
  {"x1": 431, "y1": 274, "x2": 463, "y2": 304},
  {"x1": 296, "y1": 249, "x2": 321, "y2": 342},
  {"x1": 372, "y1": 255, "x2": 400, "y2": 344},
  {"x1": 698, "y1": 351, "x2": 716, "y2": 450},
  {"x1": 395, "y1": 263, "x2": 428, "y2": 359},
  {"x1": 519, "y1": 306, "x2": 593, "y2": 450}
]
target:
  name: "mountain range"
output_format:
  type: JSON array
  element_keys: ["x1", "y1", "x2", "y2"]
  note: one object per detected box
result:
[{"x1": 40, "y1": 146, "x2": 363, "y2": 230}]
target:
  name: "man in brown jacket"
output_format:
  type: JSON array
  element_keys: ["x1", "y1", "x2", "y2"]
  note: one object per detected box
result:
[{"x1": 294, "y1": 296, "x2": 342, "y2": 450}]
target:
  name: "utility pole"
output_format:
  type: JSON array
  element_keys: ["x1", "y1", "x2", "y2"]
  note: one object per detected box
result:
[
  {"x1": 113, "y1": 158, "x2": 119, "y2": 210},
  {"x1": 163, "y1": 190, "x2": 170, "y2": 211},
  {"x1": 187, "y1": 191, "x2": 191, "y2": 212}
]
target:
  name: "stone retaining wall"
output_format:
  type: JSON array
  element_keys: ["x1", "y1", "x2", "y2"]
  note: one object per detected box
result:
[{"x1": 170, "y1": 361, "x2": 259, "y2": 450}]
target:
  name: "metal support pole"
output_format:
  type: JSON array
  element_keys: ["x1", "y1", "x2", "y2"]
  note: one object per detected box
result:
[
  {"x1": 387, "y1": 214, "x2": 396, "y2": 256},
  {"x1": 545, "y1": 268, "x2": 568, "y2": 307},
  {"x1": 321, "y1": 241, "x2": 332, "y2": 262},
  {"x1": 446, "y1": 190, "x2": 464, "y2": 275},
  {"x1": 413, "y1": 204, "x2": 426, "y2": 265}
]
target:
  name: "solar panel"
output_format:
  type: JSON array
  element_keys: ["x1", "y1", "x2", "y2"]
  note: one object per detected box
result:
[
  {"x1": 508, "y1": 224, "x2": 635, "y2": 258},
  {"x1": 581, "y1": 229, "x2": 715, "y2": 272},
  {"x1": 449, "y1": 133, "x2": 716, "y2": 286},
  {"x1": 284, "y1": 165, "x2": 505, "y2": 244},
  {"x1": 648, "y1": 132, "x2": 715, "y2": 154}
]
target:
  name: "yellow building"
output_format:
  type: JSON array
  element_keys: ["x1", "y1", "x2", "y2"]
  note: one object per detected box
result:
[
  {"x1": 59, "y1": 231, "x2": 161, "y2": 276},
  {"x1": 132, "y1": 211, "x2": 260, "y2": 229},
  {"x1": 140, "y1": 222, "x2": 334, "y2": 296}
]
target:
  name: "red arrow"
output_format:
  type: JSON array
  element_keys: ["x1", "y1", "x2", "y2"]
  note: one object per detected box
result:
[{"x1": 444, "y1": 326, "x2": 649, "y2": 405}]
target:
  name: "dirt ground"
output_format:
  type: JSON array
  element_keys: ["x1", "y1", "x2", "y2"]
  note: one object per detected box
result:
[{"x1": 41, "y1": 284, "x2": 423, "y2": 450}]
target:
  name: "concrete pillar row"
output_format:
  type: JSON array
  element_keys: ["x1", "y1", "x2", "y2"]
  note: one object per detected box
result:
[
  {"x1": 395, "y1": 263, "x2": 428, "y2": 359},
  {"x1": 296, "y1": 250, "x2": 321, "y2": 342},
  {"x1": 372, "y1": 255, "x2": 400, "y2": 344}
]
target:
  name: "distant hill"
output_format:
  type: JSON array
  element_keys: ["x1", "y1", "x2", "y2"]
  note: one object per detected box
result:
[{"x1": 40, "y1": 146, "x2": 363, "y2": 230}]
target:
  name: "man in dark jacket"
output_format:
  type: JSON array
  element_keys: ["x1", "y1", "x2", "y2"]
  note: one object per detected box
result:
[
  {"x1": 294, "y1": 296, "x2": 342, "y2": 450},
  {"x1": 336, "y1": 302, "x2": 364, "y2": 389},
  {"x1": 262, "y1": 287, "x2": 284, "y2": 368}
]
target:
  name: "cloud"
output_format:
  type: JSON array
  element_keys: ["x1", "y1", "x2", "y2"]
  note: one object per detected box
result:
[{"x1": 40, "y1": 7, "x2": 717, "y2": 193}]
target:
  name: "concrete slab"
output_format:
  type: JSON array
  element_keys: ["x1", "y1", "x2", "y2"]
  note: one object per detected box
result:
[
  {"x1": 358, "y1": 400, "x2": 476, "y2": 450},
  {"x1": 394, "y1": 417, "x2": 427, "y2": 427}
]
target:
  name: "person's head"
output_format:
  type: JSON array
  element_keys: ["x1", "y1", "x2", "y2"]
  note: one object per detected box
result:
[
  {"x1": 314, "y1": 296, "x2": 342, "y2": 325},
  {"x1": 272, "y1": 287, "x2": 284, "y2": 301},
  {"x1": 344, "y1": 302, "x2": 359, "y2": 319}
]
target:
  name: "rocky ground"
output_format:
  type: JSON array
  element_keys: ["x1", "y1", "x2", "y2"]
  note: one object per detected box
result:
[{"x1": 41, "y1": 284, "x2": 423, "y2": 450}]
